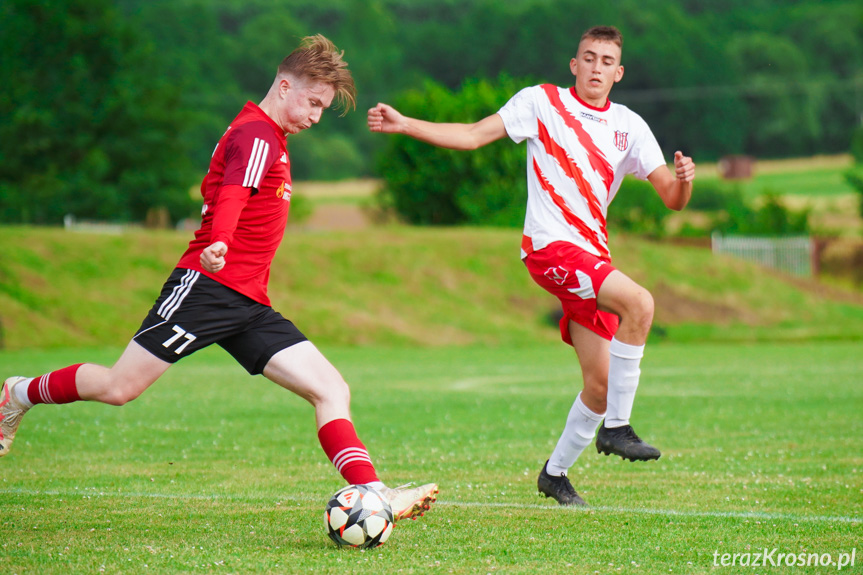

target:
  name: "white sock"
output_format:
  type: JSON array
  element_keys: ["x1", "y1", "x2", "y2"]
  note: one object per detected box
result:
[
  {"x1": 546, "y1": 392, "x2": 605, "y2": 476},
  {"x1": 605, "y1": 338, "x2": 644, "y2": 428},
  {"x1": 13, "y1": 378, "x2": 34, "y2": 409},
  {"x1": 365, "y1": 481, "x2": 386, "y2": 491}
]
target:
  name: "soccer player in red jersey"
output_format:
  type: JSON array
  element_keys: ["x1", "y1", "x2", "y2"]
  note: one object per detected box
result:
[
  {"x1": 369, "y1": 26, "x2": 695, "y2": 506},
  {"x1": 1, "y1": 35, "x2": 437, "y2": 521}
]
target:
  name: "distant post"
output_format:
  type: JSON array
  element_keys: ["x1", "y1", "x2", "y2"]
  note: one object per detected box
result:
[{"x1": 718, "y1": 155, "x2": 755, "y2": 180}]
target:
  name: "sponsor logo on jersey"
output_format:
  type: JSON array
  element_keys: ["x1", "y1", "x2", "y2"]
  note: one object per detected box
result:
[
  {"x1": 594, "y1": 261, "x2": 606, "y2": 270},
  {"x1": 276, "y1": 181, "x2": 292, "y2": 201},
  {"x1": 613, "y1": 130, "x2": 629, "y2": 151},
  {"x1": 280, "y1": 152, "x2": 288, "y2": 164},
  {"x1": 544, "y1": 266, "x2": 569, "y2": 286},
  {"x1": 580, "y1": 111, "x2": 607, "y2": 125}
]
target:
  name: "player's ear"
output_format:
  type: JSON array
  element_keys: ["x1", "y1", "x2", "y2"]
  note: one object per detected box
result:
[
  {"x1": 569, "y1": 57, "x2": 578, "y2": 77},
  {"x1": 279, "y1": 76, "x2": 292, "y2": 97},
  {"x1": 614, "y1": 65, "x2": 624, "y2": 83}
]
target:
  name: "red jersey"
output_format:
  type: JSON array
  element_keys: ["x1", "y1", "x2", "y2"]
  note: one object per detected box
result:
[{"x1": 177, "y1": 102, "x2": 292, "y2": 305}]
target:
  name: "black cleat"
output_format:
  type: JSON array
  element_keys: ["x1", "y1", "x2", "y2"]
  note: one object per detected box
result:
[
  {"x1": 596, "y1": 424, "x2": 661, "y2": 461},
  {"x1": 537, "y1": 461, "x2": 588, "y2": 506}
]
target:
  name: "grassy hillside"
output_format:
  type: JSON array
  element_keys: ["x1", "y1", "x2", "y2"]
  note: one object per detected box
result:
[{"x1": 1, "y1": 225, "x2": 862, "y2": 351}]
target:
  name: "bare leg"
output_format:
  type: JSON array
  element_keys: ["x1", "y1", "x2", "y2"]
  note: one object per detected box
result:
[
  {"x1": 262, "y1": 341, "x2": 351, "y2": 430},
  {"x1": 596, "y1": 269, "x2": 654, "y2": 346},
  {"x1": 569, "y1": 321, "x2": 611, "y2": 414},
  {"x1": 76, "y1": 340, "x2": 172, "y2": 405}
]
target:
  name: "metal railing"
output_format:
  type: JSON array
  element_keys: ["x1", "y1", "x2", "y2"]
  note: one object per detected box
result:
[{"x1": 711, "y1": 232, "x2": 813, "y2": 276}]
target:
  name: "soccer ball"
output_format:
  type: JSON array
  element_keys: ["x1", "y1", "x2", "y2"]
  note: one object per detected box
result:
[{"x1": 324, "y1": 484, "x2": 394, "y2": 549}]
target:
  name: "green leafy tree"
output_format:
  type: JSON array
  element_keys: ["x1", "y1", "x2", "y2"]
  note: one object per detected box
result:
[
  {"x1": 0, "y1": 0, "x2": 196, "y2": 224},
  {"x1": 376, "y1": 76, "x2": 527, "y2": 226},
  {"x1": 726, "y1": 33, "x2": 820, "y2": 157}
]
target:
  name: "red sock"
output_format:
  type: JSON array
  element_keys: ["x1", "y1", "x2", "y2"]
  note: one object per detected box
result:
[
  {"x1": 317, "y1": 419, "x2": 379, "y2": 485},
  {"x1": 28, "y1": 364, "x2": 83, "y2": 405}
]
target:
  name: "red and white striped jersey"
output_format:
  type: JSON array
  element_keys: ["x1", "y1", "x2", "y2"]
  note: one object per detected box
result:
[
  {"x1": 176, "y1": 101, "x2": 291, "y2": 305},
  {"x1": 498, "y1": 85, "x2": 665, "y2": 261}
]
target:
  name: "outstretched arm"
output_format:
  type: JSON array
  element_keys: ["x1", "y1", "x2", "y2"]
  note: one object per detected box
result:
[
  {"x1": 647, "y1": 151, "x2": 696, "y2": 211},
  {"x1": 368, "y1": 103, "x2": 508, "y2": 151}
]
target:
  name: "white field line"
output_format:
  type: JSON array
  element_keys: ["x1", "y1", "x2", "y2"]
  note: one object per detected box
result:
[
  {"x1": 445, "y1": 500, "x2": 862, "y2": 524},
  {"x1": 2, "y1": 488, "x2": 859, "y2": 524}
]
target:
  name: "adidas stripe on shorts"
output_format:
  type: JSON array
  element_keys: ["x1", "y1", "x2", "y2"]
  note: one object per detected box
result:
[{"x1": 134, "y1": 268, "x2": 307, "y2": 374}]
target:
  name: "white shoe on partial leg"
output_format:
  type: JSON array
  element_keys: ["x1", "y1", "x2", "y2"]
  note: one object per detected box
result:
[
  {"x1": 0, "y1": 377, "x2": 32, "y2": 457},
  {"x1": 376, "y1": 482, "x2": 438, "y2": 522}
]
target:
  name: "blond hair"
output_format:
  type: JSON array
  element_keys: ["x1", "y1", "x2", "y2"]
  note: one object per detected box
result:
[
  {"x1": 580, "y1": 26, "x2": 623, "y2": 49},
  {"x1": 278, "y1": 35, "x2": 356, "y2": 116}
]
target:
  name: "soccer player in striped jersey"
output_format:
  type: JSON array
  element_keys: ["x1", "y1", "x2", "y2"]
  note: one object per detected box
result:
[
  {"x1": 1, "y1": 35, "x2": 437, "y2": 521},
  {"x1": 368, "y1": 26, "x2": 695, "y2": 506}
]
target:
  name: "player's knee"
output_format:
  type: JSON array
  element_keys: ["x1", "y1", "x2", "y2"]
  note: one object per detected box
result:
[
  {"x1": 99, "y1": 377, "x2": 147, "y2": 406},
  {"x1": 310, "y1": 376, "x2": 350, "y2": 409},
  {"x1": 332, "y1": 377, "x2": 350, "y2": 404},
  {"x1": 100, "y1": 389, "x2": 140, "y2": 406},
  {"x1": 624, "y1": 288, "x2": 654, "y2": 335},
  {"x1": 637, "y1": 289, "x2": 654, "y2": 327}
]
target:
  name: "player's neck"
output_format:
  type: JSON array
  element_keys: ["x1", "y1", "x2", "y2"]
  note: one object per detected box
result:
[
  {"x1": 572, "y1": 86, "x2": 610, "y2": 110},
  {"x1": 257, "y1": 96, "x2": 277, "y2": 124}
]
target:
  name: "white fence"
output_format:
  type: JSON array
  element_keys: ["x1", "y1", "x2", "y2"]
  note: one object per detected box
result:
[
  {"x1": 63, "y1": 214, "x2": 127, "y2": 234},
  {"x1": 711, "y1": 232, "x2": 813, "y2": 277}
]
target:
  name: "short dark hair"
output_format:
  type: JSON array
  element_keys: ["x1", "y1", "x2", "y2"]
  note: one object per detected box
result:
[
  {"x1": 580, "y1": 26, "x2": 623, "y2": 49},
  {"x1": 278, "y1": 35, "x2": 356, "y2": 116}
]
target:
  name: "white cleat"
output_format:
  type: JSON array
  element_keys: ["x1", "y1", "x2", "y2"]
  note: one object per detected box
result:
[
  {"x1": 377, "y1": 482, "x2": 439, "y2": 522},
  {"x1": 0, "y1": 377, "x2": 31, "y2": 457}
]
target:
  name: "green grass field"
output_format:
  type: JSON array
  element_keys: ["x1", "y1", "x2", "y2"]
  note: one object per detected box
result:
[{"x1": 1, "y1": 341, "x2": 860, "y2": 574}]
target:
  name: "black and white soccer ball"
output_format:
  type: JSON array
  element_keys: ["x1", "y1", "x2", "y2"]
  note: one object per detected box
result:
[{"x1": 324, "y1": 484, "x2": 394, "y2": 549}]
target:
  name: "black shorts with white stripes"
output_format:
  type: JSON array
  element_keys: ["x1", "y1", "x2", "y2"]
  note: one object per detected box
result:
[{"x1": 133, "y1": 268, "x2": 307, "y2": 375}]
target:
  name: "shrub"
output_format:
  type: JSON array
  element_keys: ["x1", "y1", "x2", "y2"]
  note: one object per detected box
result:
[
  {"x1": 607, "y1": 176, "x2": 671, "y2": 237},
  {"x1": 685, "y1": 178, "x2": 743, "y2": 212},
  {"x1": 375, "y1": 76, "x2": 527, "y2": 226},
  {"x1": 713, "y1": 191, "x2": 809, "y2": 235}
]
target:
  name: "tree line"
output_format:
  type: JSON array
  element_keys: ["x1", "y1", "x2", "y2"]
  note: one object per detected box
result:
[{"x1": 1, "y1": 0, "x2": 861, "y2": 224}]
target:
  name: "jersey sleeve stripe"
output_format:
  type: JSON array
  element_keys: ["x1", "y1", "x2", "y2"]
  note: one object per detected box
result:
[
  {"x1": 251, "y1": 140, "x2": 270, "y2": 188},
  {"x1": 242, "y1": 138, "x2": 261, "y2": 187},
  {"x1": 243, "y1": 138, "x2": 269, "y2": 188}
]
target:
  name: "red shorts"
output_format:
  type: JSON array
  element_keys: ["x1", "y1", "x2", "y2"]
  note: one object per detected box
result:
[{"x1": 523, "y1": 241, "x2": 619, "y2": 344}]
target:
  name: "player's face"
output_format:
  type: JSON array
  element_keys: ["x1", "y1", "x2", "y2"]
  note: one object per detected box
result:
[
  {"x1": 570, "y1": 38, "x2": 624, "y2": 107},
  {"x1": 276, "y1": 76, "x2": 335, "y2": 135}
]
